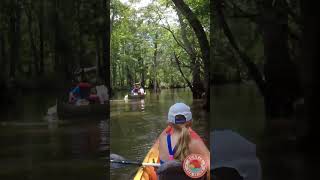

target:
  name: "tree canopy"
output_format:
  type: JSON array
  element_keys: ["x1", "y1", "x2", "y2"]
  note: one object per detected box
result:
[{"x1": 111, "y1": 0, "x2": 210, "y2": 98}]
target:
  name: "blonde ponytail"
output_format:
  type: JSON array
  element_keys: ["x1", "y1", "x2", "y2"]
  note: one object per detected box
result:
[{"x1": 173, "y1": 125, "x2": 190, "y2": 161}]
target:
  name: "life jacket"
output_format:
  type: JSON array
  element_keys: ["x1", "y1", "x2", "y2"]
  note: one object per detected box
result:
[
  {"x1": 132, "y1": 88, "x2": 139, "y2": 93},
  {"x1": 77, "y1": 82, "x2": 91, "y2": 99},
  {"x1": 77, "y1": 82, "x2": 91, "y2": 88},
  {"x1": 160, "y1": 126, "x2": 201, "y2": 164}
]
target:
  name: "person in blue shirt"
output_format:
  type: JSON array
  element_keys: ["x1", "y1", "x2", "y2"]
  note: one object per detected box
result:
[{"x1": 68, "y1": 80, "x2": 92, "y2": 104}]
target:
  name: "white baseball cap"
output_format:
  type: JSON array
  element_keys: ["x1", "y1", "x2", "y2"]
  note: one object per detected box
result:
[{"x1": 168, "y1": 103, "x2": 192, "y2": 124}]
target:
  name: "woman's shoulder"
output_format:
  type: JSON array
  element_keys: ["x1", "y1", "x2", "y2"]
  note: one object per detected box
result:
[
  {"x1": 188, "y1": 128, "x2": 201, "y2": 140},
  {"x1": 188, "y1": 129, "x2": 207, "y2": 149},
  {"x1": 159, "y1": 126, "x2": 171, "y2": 140},
  {"x1": 190, "y1": 138, "x2": 205, "y2": 147},
  {"x1": 158, "y1": 129, "x2": 169, "y2": 149},
  {"x1": 189, "y1": 137, "x2": 209, "y2": 159}
]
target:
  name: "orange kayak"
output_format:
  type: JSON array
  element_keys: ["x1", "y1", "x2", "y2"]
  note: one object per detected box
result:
[{"x1": 133, "y1": 139, "x2": 159, "y2": 180}]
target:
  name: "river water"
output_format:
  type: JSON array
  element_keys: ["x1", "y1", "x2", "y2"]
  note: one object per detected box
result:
[
  {"x1": 211, "y1": 83, "x2": 306, "y2": 180},
  {"x1": 110, "y1": 88, "x2": 209, "y2": 179},
  {"x1": 1, "y1": 84, "x2": 303, "y2": 180},
  {"x1": 210, "y1": 83, "x2": 265, "y2": 141},
  {"x1": 0, "y1": 92, "x2": 108, "y2": 180}
]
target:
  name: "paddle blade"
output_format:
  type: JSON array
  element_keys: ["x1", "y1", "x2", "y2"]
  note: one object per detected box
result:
[
  {"x1": 110, "y1": 153, "x2": 127, "y2": 169},
  {"x1": 110, "y1": 153, "x2": 125, "y2": 161}
]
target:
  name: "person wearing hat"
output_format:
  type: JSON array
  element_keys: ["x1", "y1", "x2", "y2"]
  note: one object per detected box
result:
[
  {"x1": 131, "y1": 83, "x2": 140, "y2": 95},
  {"x1": 158, "y1": 103, "x2": 210, "y2": 178}
]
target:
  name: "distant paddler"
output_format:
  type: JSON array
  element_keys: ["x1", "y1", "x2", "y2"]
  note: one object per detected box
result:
[
  {"x1": 68, "y1": 79, "x2": 92, "y2": 105},
  {"x1": 131, "y1": 82, "x2": 145, "y2": 96},
  {"x1": 68, "y1": 79, "x2": 108, "y2": 105}
]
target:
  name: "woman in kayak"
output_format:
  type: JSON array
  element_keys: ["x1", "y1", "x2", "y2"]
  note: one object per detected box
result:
[{"x1": 158, "y1": 103, "x2": 210, "y2": 176}]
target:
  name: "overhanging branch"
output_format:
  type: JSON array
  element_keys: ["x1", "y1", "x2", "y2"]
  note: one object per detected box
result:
[
  {"x1": 215, "y1": 0, "x2": 266, "y2": 96},
  {"x1": 173, "y1": 52, "x2": 193, "y2": 90}
]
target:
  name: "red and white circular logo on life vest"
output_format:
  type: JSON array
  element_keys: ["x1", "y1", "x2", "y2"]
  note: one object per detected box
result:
[{"x1": 183, "y1": 154, "x2": 207, "y2": 178}]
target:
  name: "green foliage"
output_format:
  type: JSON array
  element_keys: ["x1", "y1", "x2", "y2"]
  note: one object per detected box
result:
[
  {"x1": 111, "y1": 0, "x2": 209, "y2": 89},
  {"x1": 210, "y1": 0, "x2": 266, "y2": 83},
  {"x1": 0, "y1": 0, "x2": 109, "y2": 88}
]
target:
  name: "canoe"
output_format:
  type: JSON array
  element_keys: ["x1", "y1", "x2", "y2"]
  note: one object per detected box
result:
[
  {"x1": 133, "y1": 139, "x2": 159, "y2": 180},
  {"x1": 128, "y1": 93, "x2": 146, "y2": 99},
  {"x1": 57, "y1": 99, "x2": 108, "y2": 119}
]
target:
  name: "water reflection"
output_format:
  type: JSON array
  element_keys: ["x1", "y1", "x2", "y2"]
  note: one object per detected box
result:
[
  {"x1": 0, "y1": 92, "x2": 107, "y2": 180},
  {"x1": 211, "y1": 84, "x2": 306, "y2": 180},
  {"x1": 99, "y1": 120, "x2": 109, "y2": 153},
  {"x1": 48, "y1": 121, "x2": 60, "y2": 158},
  {"x1": 125, "y1": 99, "x2": 145, "y2": 112}
]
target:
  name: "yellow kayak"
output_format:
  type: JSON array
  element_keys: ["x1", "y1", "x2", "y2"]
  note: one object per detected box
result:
[{"x1": 133, "y1": 139, "x2": 159, "y2": 180}]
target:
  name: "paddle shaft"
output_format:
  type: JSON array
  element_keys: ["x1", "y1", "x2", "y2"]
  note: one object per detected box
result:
[{"x1": 110, "y1": 159, "x2": 160, "y2": 167}]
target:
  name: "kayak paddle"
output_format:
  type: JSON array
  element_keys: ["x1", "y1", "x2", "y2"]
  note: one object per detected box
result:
[
  {"x1": 110, "y1": 153, "x2": 160, "y2": 168},
  {"x1": 110, "y1": 159, "x2": 161, "y2": 167}
]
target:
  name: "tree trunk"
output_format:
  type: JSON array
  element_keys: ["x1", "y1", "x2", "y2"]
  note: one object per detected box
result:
[
  {"x1": 192, "y1": 58, "x2": 204, "y2": 97},
  {"x1": 27, "y1": 60, "x2": 32, "y2": 77},
  {"x1": 118, "y1": 64, "x2": 121, "y2": 87},
  {"x1": 126, "y1": 65, "x2": 132, "y2": 87},
  {"x1": 9, "y1": 0, "x2": 22, "y2": 78},
  {"x1": 133, "y1": 66, "x2": 136, "y2": 84},
  {"x1": 153, "y1": 33, "x2": 159, "y2": 93},
  {"x1": 119, "y1": 64, "x2": 124, "y2": 87},
  {"x1": 93, "y1": 0, "x2": 102, "y2": 83},
  {"x1": 172, "y1": 0, "x2": 210, "y2": 101},
  {"x1": 25, "y1": 2, "x2": 40, "y2": 76},
  {"x1": 96, "y1": 35, "x2": 102, "y2": 82},
  {"x1": 0, "y1": 32, "x2": 6, "y2": 77},
  {"x1": 110, "y1": 6, "x2": 115, "y2": 35},
  {"x1": 53, "y1": 0, "x2": 60, "y2": 72},
  {"x1": 52, "y1": 3, "x2": 70, "y2": 84},
  {"x1": 111, "y1": 62, "x2": 117, "y2": 87},
  {"x1": 172, "y1": 53, "x2": 193, "y2": 90},
  {"x1": 0, "y1": 32, "x2": 7, "y2": 104},
  {"x1": 214, "y1": 0, "x2": 265, "y2": 95},
  {"x1": 141, "y1": 70, "x2": 145, "y2": 88},
  {"x1": 209, "y1": 0, "x2": 214, "y2": 87},
  {"x1": 77, "y1": 0, "x2": 84, "y2": 73},
  {"x1": 102, "y1": 0, "x2": 111, "y2": 95},
  {"x1": 38, "y1": 0, "x2": 44, "y2": 75},
  {"x1": 140, "y1": 57, "x2": 145, "y2": 88},
  {"x1": 259, "y1": 0, "x2": 302, "y2": 121},
  {"x1": 300, "y1": 1, "x2": 318, "y2": 176},
  {"x1": 235, "y1": 62, "x2": 242, "y2": 82},
  {"x1": 176, "y1": 8, "x2": 203, "y2": 99}
]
